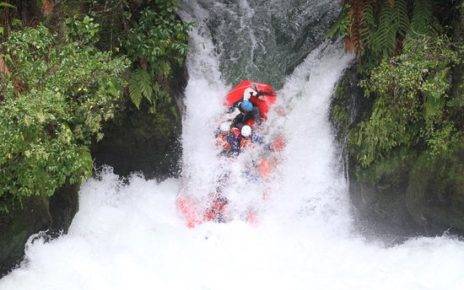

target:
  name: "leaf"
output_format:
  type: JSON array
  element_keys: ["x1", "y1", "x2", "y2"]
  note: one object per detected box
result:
[
  {"x1": 0, "y1": 2, "x2": 15, "y2": 9},
  {"x1": 128, "y1": 69, "x2": 153, "y2": 109},
  {"x1": 409, "y1": 0, "x2": 433, "y2": 36}
]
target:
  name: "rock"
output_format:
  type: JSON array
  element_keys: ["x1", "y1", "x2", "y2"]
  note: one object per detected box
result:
[
  {"x1": 406, "y1": 150, "x2": 464, "y2": 235},
  {"x1": 48, "y1": 183, "x2": 79, "y2": 236},
  {"x1": 91, "y1": 99, "x2": 182, "y2": 180},
  {"x1": 348, "y1": 151, "x2": 425, "y2": 238},
  {"x1": 0, "y1": 197, "x2": 50, "y2": 276},
  {"x1": 0, "y1": 184, "x2": 79, "y2": 277},
  {"x1": 92, "y1": 62, "x2": 187, "y2": 180}
]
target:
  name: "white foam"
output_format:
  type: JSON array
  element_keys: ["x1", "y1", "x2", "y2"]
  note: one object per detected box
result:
[{"x1": 2, "y1": 170, "x2": 464, "y2": 290}]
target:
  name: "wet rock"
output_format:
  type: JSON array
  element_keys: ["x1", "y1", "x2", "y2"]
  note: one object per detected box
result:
[
  {"x1": 0, "y1": 197, "x2": 50, "y2": 276},
  {"x1": 406, "y1": 150, "x2": 464, "y2": 235},
  {"x1": 48, "y1": 183, "x2": 79, "y2": 236},
  {"x1": 91, "y1": 99, "x2": 182, "y2": 180},
  {"x1": 91, "y1": 64, "x2": 187, "y2": 180},
  {"x1": 0, "y1": 183, "x2": 78, "y2": 277},
  {"x1": 185, "y1": 0, "x2": 341, "y2": 88}
]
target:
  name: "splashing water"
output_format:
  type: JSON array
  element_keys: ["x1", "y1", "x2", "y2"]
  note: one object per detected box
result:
[{"x1": 2, "y1": 1, "x2": 464, "y2": 290}]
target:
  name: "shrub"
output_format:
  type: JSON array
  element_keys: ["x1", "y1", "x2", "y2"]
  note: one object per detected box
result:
[
  {"x1": 124, "y1": 4, "x2": 191, "y2": 110},
  {"x1": 0, "y1": 18, "x2": 128, "y2": 210},
  {"x1": 350, "y1": 35, "x2": 464, "y2": 166}
]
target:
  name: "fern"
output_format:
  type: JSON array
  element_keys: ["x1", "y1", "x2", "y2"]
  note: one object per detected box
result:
[
  {"x1": 395, "y1": 0, "x2": 410, "y2": 37},
  {"x1": 327, "y1": 4, "x2": 351, "y2": 39},
  {"x1": 359, "y1": 1, "x2": 376, "y2": 50},
  {"x1": 128, "y1": 69, "x2": 153, "y2": 109},
  {"x1": 409, "y1": 0, "x2": 432, "y2": 36},
  {"x1": 337, "y1": 0, "x2": 438, "y2": 59},
  {"x1": 372, "y1": 1, "x2": 397, "y2": 57}
]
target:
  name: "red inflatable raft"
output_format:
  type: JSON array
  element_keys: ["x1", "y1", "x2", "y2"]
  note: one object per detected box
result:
[{"x1": 225, "y1": 80, "x2": 277, "y2": 119}]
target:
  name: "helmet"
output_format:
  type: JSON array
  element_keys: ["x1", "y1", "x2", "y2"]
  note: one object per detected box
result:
[
  {"x1": 243, "y1": 88, "x2": 258, "y2": 100},
  {"x1": 240, "y1": 100, "x2": 253, "y2": 112},
  {"x1": 241, "y1": 125, "x2": 252, "y2": 137},
  {"x1": 219, "y1": 122, "x2": 231, "y2": 133}
]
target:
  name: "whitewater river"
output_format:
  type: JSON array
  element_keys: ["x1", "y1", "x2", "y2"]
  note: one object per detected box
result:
[{"x1": 2, "y1": 1, "x2": 464, "y2": 289}]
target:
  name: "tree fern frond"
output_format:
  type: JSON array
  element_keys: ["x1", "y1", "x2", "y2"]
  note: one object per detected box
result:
[
  {"x1": 372, "y1": 2, "x2": 397, "y2": 57},
  {"x1": 395, "y1": 0, "x2": 410, "y2": 36},
  {"x1": 359, "y1": 1, "x2": 376, "y2": 49},
  {"x1": 129, "y1": 69, "x2": 153, "y2": 109},
  {"x1": 409, "y1": 0, "x2": 433, "y2": 36}
]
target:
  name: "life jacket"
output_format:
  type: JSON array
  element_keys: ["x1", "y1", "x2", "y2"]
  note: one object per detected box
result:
[
  {"x1": 270, "y1": 135, "x2": 286, "y2": 152},
  {"x1": 176, "y1": 195, "x2": 202, "y2": 228},
  {"x1": 204, "y1": 195, "x2": 228, "y2": 222},
  {"x1": 240, "y1": 138, "x2": 253, "y2": 149},
  {"x1": 215, "y1": 133, "x2": 230, "y2": 150},
  {"x1": 227, "y1": 128, "x2": 242, "y2": 156}
]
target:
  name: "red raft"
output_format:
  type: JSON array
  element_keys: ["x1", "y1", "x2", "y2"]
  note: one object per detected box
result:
[{"x1": 225, "y1": 80, "x2": 277, "y2": 119}]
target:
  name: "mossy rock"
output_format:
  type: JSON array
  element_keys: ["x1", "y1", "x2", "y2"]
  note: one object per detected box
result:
[
  {"x1": 0, "y1": 196, "x2": 50, "y2": 276},
  {"x1": 0, "y1": 184, "x2": 79, "y2": 277},
  {"x1": 92, "y1": 99, "x2": 182, "y2": 180},
  {"x1": 329, "y1": 64, "x2": 372, "y2": 144},
  {"x1": 406, "y1": 151, "x2": 464, "y2": 234},
  {"x1": 92, "y1": 61, "x2": 187, "y2": 180},
  {"x1": 349, "y1": 150, "x2": 422, "y2": 236}
]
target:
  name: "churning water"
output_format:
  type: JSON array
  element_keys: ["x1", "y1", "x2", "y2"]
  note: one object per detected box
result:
[{"x1": 2, "y1": 1, "x2": 464, "y2": 289}]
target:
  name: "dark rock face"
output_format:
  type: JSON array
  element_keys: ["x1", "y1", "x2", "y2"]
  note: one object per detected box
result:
[
  {"x1": 91, "y1": 100, "x2": 182, "y2": 180},
  {"x1": 48, "y1": 183, "x2": 79, "y2": 236},
  {"x1": 0, "y1": 197, "x2": 50, "y2": 276},
  {"x1": 91, "y1": 64, "x2": 187, "y2": 180},
  {"x1": 406, "y1": 151, "x2": 464, "y2": 234},
  {"x1": 348, "y1": 152, "x2": 425, "y2": 237},
  {"x1": 0, "y1": 184, "x2": 78, "y2": 277}
]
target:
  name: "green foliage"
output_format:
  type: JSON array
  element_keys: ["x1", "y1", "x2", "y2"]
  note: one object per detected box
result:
[
  {"x1": 0, "y1": 20, "x2": 128, "y2": 207},
  {"x1": 65, "y1": 15, "x2": 101, "y2": 45},
  {"x1": 128, "y1": 69, "x2": 152, "y2": 109},
  {"x1": 331, "y1": 0, "x2": 444, "y2": 62},
  {"x1": 410, "y1": 0, "x2": 434, "y2": 35},
  {"x1": 350, "y1": 35, "x2": 464, "y2": 167},
  {"x1": 0, "y1": 2, "x2": 15, "y2": 9},
  {"x1": 124, "y1": 5, "x2": 191, "y2": 109},
  {"x1": 327, "y1": 3, "x2": 351, "y2": 39},
  {"x1": 370, "y1": 0, "x2": 409, "y2": 57}
]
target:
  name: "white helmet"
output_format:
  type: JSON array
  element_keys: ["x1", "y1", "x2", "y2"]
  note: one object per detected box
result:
[
  {"x1": 219, "y1": 122, "x2": 231, "y2": 133},
  {"x1": 243, "y1": 87, "x2": 257, "y2": 100},
  {"x1": 241, "y1": 125, "x2": 252, "y2": 137}
]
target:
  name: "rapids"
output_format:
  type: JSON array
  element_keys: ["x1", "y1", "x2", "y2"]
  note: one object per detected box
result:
[{"x1": 2, "y1": 1, "x2": 464, "y2": 289}]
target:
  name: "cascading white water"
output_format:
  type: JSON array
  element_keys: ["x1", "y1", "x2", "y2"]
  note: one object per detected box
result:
[{"x1": 2, "y1": 1, "x2": 464, "y2": 289}]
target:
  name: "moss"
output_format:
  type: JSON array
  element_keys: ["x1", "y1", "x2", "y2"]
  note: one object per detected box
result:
[
  {"x1": 406, "y1": 150, "x2": 464, "y2": 233},
  {"x1": 330, "y1": 65, "x2": 360, "y2": 142},
  {"x1": 0, "y1": 196, "x2": 51, "y2": 276}
]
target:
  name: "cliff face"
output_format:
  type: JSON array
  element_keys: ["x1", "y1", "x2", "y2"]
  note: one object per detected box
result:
[
  {"x1": 330, "y1": 2, "x2": 464, "y2": 239},
  {"x1": 91, "y1": 65, "x2": 187, "y2": 180}
]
